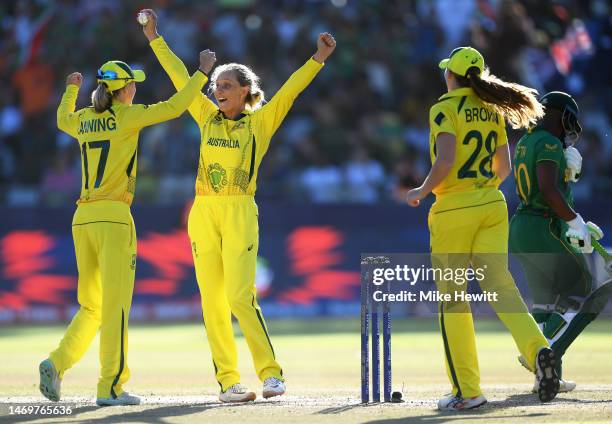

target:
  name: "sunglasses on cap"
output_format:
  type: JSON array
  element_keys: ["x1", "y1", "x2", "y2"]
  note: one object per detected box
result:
[{"x1": 96, "y1": 69, "x2": 132, "y2": 81}]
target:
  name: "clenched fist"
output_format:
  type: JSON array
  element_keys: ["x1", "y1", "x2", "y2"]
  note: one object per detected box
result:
[
  {"x1": 313, "y1": 32, "x2": 336, "y2": 63},
  {"x1": 199, "y1": 49, "x2": 217, "y2": 75},
  {"x1": 66, "y1": 72, "x2": 83, "y2": 88}
]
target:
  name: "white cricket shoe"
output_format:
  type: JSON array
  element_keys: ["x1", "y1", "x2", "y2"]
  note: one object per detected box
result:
[
  {"x1": 96, "y1": 391, "x2": 141, "y2": 406},
  {"x1": 559, "y1": 379, "x2": 577, "y2": 392},
  {"x1": 219, "y1": 383, "x2": 256, "y2": 403},
  {"x1": 262, "y1": 377, "x2": 286, "y2": 399},
  {"x1": 39, "y1": 359, "x2": 61, "y2": 402},
  {"x1": 535, "y1": 347, "x2": 560, "y2": 402},
  {"x1": 532, "y1": 377, "x2": 576, "y2": 393},
  {"x1": 437, "y1": 394, "x2": 487, "y2": 411}
]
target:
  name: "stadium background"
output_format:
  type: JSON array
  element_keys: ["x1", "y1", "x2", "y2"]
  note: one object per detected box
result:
[{"x1": 1, "y1": 0, "x2": 611, "y2": 323}]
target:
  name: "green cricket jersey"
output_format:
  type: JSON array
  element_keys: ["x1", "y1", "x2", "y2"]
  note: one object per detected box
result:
[{"x1": 513, "y1": 127, "x2": 573, "y2": 214}]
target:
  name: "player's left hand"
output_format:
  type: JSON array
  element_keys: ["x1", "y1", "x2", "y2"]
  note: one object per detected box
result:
[
  {"x1": 313, "y1": 33, "x2": 336, "y2": 63},
  {"x1": 405, "y1": 188, "x2": 424, "y2": 207},
  {"x1": 564, "y1": 146, "x2": 582, "y2": 183}
]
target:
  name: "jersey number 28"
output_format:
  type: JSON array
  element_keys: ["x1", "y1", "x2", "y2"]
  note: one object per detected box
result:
[{"x1": 457, "y1": 130, "x2": 497, "y2": 179}]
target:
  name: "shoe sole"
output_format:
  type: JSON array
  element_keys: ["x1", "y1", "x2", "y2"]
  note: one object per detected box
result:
[
  {"x1": 263, "y1": 389, "x2": 286, "y2": 399},
  {"x1": 532, "y1": 384, "x2": 575, "y2": 394},
  {"x1": 39, "y1": 361, "x2": 59, "y2": 402},
  {"x1": 537, "y1": 348, "x2": 560, "y2": 402},
  {"x1": 219, "y1": 392, "x2": 256, "y2": 403}
]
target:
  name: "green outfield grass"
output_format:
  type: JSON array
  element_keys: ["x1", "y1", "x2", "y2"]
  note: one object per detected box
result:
[{"x1": 1, "y1": 318, "x2": 612, "y2": 423}]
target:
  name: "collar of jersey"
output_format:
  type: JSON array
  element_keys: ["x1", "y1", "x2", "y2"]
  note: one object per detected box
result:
[
  {"x1": 438, "y1": 87, "x2": 474, "y2": 101},
  {"x1": 218, "y1": 108, "x2": 252, "y2": 121},
  {"x1": 529, "y1": 125, "x2": 553, "y2": 136}
]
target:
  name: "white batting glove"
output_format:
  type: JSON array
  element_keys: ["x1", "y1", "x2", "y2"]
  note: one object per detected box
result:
[
  {"x1": 564, "y1": 146, "x2": 582, "y2": 182},
  {"x1": 566, "y1": 213, "x2": 593, "y2": 253},
  {"x1": 586, "y1": 221, "x2": 603, "y2": 240}
]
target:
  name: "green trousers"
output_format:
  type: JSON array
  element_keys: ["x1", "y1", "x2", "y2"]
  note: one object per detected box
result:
[{"x1": 510, "y1": 212, "x2": 599, "y2": 377}]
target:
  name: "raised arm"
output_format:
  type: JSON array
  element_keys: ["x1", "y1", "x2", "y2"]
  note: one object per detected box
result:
[
  {"x1": 257, "y1": 32, "x2": 336, "y2": 141},
  {"x1": 57, "y1": 72, "x2": 82, "y2": 138},
  {"x1": 122, "y1": 57, "x2": 207, "y2": 132},
  {"x1": 140, "y1": 9, "x2": 217, "y2": 123}
]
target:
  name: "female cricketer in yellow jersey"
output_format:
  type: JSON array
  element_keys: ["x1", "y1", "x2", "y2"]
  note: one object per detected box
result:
[
  {"x1": 38, "y1": 53, "x2": 211, "y2": 406},
  {"x1": 140, "y1": 9, "x2": 335, "y2": 402},
  {"x1": 406, "y1": 47, "x2": 560, "y2": 411}
]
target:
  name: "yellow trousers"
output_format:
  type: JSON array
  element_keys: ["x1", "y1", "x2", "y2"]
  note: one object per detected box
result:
[
  {"x1": 49, "y1": 201, "x2": 136, "y2": 398},
  {"x1": 428, "y1": 189, "x2": 548, "y2": 398},
  {"x1": 188, "y1": 195, "x2": 283, "y2": 391}
]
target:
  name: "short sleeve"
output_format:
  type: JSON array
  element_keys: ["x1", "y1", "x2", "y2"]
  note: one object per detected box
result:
[
  {"x1": 429, "y1": 102, "x2": 456, "y2": 139},
  {"x1": 535, "y1": 136, "x2": 563, "y2": 164}
]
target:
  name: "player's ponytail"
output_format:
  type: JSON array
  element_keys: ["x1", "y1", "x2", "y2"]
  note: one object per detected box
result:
[
  {"x1": 210, "y1": 63, "x2": 266, "y2": 110},
  {"x1": 92, "y1": 83, "x2": 113, "y2": 113},
  {"x1": 455, "y1": 68, "x2": 544, "y2": 129}
]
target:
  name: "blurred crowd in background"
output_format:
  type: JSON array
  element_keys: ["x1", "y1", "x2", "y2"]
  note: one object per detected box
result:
[{"x1": 0, "y1": 0, "x2": 610, "y2": 206}]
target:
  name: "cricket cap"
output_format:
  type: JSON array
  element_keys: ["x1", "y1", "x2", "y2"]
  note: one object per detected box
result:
[
  {"x1": 439, "y1": 46, "x2": 484, "y2": 77},
  {"x1": 96, "y1": 60, "x2": 146, "y2": 93}
]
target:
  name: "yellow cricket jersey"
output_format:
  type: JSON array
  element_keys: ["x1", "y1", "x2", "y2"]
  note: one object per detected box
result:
[
  {"x1": 57, "y1": 71, "x2": 206, "y2": 206},
  {"x1": 429, "y1": 87, "x2": 508, "y2": 197},
  {"x1": 150, "y1": 37, "x2": 323, "y2": 196}
]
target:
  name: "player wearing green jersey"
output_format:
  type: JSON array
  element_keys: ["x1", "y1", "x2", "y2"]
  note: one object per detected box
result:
[{"x1": 509, "y1": 91, "x2": 607, "y2": 393}]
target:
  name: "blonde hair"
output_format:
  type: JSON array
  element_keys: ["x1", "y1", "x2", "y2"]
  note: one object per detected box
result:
[
  {"x1": 454, "y1": 67, "x2": 544, "y2": 129},
  {"x1": 91, "y1": 83, "x2": 113, "y2": 113},
  {"x1": 209, "y1": 63, "x2": 265, "y2": 110},
  {"x1": 91, "y1": 83, "x2": 129, "y2": 113}
]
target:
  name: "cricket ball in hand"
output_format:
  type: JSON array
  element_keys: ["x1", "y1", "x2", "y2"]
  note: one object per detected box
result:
[{"x1": 137, "y1": 12, "x2": 148, "y2": 26}]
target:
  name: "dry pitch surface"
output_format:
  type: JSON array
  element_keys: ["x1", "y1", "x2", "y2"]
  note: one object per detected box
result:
[{"x1": 1, "y1": 319, "x2": 612, "y2": 423}]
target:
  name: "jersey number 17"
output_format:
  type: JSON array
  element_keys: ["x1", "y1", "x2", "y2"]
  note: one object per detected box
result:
[{"x1": 81, "y1": 140, "x2": 110, "y2": 189}]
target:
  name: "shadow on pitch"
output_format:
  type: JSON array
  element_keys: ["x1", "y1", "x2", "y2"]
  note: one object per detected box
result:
[
  {"x1": 321, "y1": 392, "x2": 612, "y2": 423},
  {"x1": 317, "y1": 394, "x2": 557, "y2": 424},
  {"x1": 317, "y1": 404, "x2": 367, "y2": 414},
  {"x1": 362, "y1": 412, "x2": 548, "y2": 424},
  {"x1": 505, "y1": 393, "x2": 612, "y2": 405},
  {"x1": 0, "y1": 401, "x2": 277, "y2": 424},
  {"x1": 0, "y1": 405, "x2": 99, "y2": 424}
]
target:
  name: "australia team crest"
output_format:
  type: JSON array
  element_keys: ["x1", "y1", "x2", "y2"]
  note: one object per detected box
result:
[{"x1": 208, "y1": 163, "x2": 228, "y2": 193}]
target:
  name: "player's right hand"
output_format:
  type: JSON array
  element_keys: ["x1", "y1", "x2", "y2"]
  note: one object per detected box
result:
[
  {"x1": 313, "y1": 32, "x2": 336, "y2": 63},
  {"x1": 66, "y1": 72, "x2": 83, "y2": 88},
  {"x1": 565, "y1": 213, "x2": 593, "y2": 253},
  {"x1": 405, "y1": 188, "x2": 424, "y2": 207},
  {"x1": 199, "y1": 50, "x2": 217, "y2": 75},
  {"x1": 139, "y1": 9, "x2": 159, "y2": 41},
  {"x1": 564, "y1": 146, "x2": 582, "y2": 182}
]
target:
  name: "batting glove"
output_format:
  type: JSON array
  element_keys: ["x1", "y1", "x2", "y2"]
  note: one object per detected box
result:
[
  {"x1": 564, "y1": 146, "x2": 582, "y2": 183},
  {"x1": 586, "y1": 221, "x2": 603, "y2": 240},
  {"x1": 566, "y1": 213, "x2": 593, "y2": 253}
]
